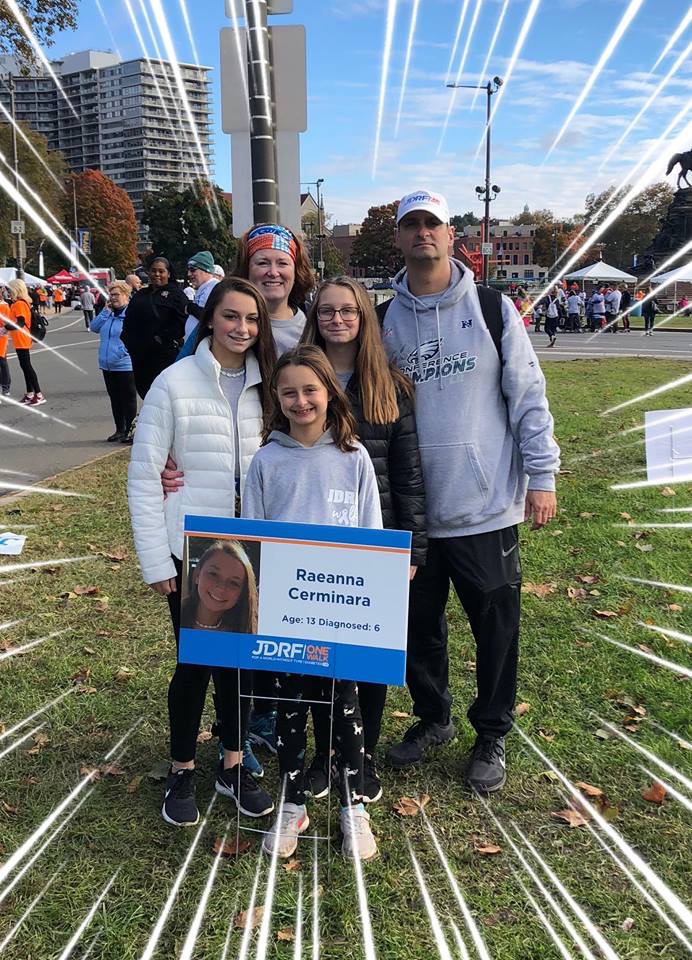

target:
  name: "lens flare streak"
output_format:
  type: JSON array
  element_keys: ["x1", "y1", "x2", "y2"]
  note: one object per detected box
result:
[
  {"x1": 0, "y1": 422, "x2": 46, "y2": 443},
  {"x1": 0, "y1": 723, "x2": 45, "y2": 762},
  {"x1": 618, "y1": 575, "x2": 692, "y2": 594},
  {"x1": 0, "y1": 393, "x2": 76, "y2": 429},
  {"x1": 651, "y1": 7, "x2": 692, "y2": 70},
  {"x1": 178, "y1": 823, "x2": 229, "y2": 960},
  {"x1": 638, "y1": 620, "x2": 692, "y2": 645},
  {"x1": 0, "y1": 690, "x2": 73, "y2": 746},
  {"x1": 0, "y1": 860, "x2": 66, "y2": 953},
  {"x1": 394, "y1": 0, "x2": 421, "y2": 137},
  {"x1": 641, "y1": 768, "x2": 692, "y2": 813},
  {"x1": 0, "y1": 481, "x2": 90, "y2": 497},
  {"x1": 138, "y1": 795, "x2": 216, "y2": 960},
  {"x1": 255, "y1": 788, "x2": 286, "y2": 960},
  {"x1": 371, "y1": 0, "x2": 398, "y2": 178},
  {"x1": 438, "y1": 0, "x2": 484, "y2": 154},
  {"x1": 514, "y1": 875, "x2": 576, "y2": 960},
  {"x1": 597, "y1": 719, "x2": 692, "y2": 792},
  {"x1": 236, "y1": 845, "x2": 265, "y2": 960},
  {"x1": 0, "y1": 629, "x2": 69, "y2": 664},
  {"x1": 471, "y1": 0, "x2": 511, "y2": 110},
  {"x1": 514, "y1": 725, "x2": 692, "y2": 933},
  {"x1": 448, "y1": 920, "x2": 471, "y2": 960},
  {"x1": 590, "y1": 629, "x2": 692, "y2": 678},
  {"x1": 0, "y1": 101, "x2": 66, "y2": 191},
  {"x1": 294, "y1": 875, "x2": 303, "y2": 960},
  {"x1": 55, "y1": 869, "x2": 119, "y2": 960},
  {"x1": 345, "y1": 798, "x2": 378, "y2": 960},
  {"x1": 445, "y1": 0, "x2": 471, "y2": 84},
  {"x1": 407, "y1": 841, "x2": 454, "y2": 960}
]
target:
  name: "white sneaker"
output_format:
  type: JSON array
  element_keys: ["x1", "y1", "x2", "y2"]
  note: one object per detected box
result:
[
  {"x1": 341, "y1": 805, "x2": 378, "y2": 861},
  {"x1": 262, "y1": 803, "x2": 309, "y2": 858}
]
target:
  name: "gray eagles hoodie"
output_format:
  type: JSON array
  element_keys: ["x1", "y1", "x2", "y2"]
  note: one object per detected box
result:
[
  {"x1": 382, "y1": 259, "x2": 560, "y2": 538},
  {"x1": 242, "y1": 429, "x2": 383, "y2": 530}
]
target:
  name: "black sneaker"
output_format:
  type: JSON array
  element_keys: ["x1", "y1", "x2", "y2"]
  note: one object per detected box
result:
[
  {"x1": 465, "y1": 736, "x2": 506, "y2": 793},
  {"x1": 362, "y1": 753, "x2": 382, "y2": 803},
  {"x1": 162, "y1": 767, "x2": 199, "y2": 827},
  {"x1": 107, "y1": 431, "x2": 126, "y2": 442},
  {"x1": 215, "y1": 762, "x2": 274, "y2": 817},
  {"x1": 385, "y1": 718, "x2": 457, "y2": 769},
  {"x1": 305, "y1": 752, "x2": 331, "y2": 800}
]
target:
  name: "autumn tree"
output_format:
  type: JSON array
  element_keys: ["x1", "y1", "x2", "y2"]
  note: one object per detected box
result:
[
  {"x1": 0, "y1": 122, "x2": 67, "y2": 271},
  {"x1": 143, "y1": 181, "x2": 236, "y2": 277},
  {"x1": 450, "y1": 211, "x2": 480, "y2": 232},
  {"x1": 0, "y1": 1, "x2": 78, "y2": 62},
  {"x1": 584, "y1": 181, "x2": 673, "y2": 269},
  {"x1": 350, "y1": 202, "x2": 403, "y2": 277},
  {"x1": 67, "y1": 170, "x2": 137, "y2": 275}
]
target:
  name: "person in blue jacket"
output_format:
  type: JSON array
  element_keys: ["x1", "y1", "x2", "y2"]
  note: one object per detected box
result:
[{"x1": 91, "y1": 280, "x2": 138, "y2": 442}]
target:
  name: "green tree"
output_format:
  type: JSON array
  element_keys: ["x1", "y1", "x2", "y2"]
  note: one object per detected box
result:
[
  {"x1": 584, "y1": 182, "x2": 673, "y2": 269},
  {"x1": 0, "y1": 1, "x2": 78, "y2": 62},
  {"x1": 143, "y1": 181, "x2": 237, "y2": 277},
  {"x1": 533, "y1": 219, "x2": 590, "y2": 270},
  {"x1": 68, "y1": 170, "x2": 138, "y2": 276},
  {"x1": 350, "y1": 202, "x2": 403, "y2": 277},
  {"x1": 511, "y1": 207, "x2": 555, "y2": 226},
  {"x1": 0, "y1": 122, "x2": 67, "y2": 270},
  {"x1": 322, "y1": 237, "x2": 346, "y2": 278},
  {"x1": 450, "y1": 211, "x2": 480, "y2": 232}
]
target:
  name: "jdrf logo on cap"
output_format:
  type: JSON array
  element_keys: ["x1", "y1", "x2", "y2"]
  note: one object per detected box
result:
[{"x1": 396, "y1": 190, "x2": 450, "y2": 225}]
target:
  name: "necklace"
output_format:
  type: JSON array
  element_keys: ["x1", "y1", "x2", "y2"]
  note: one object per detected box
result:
[
  {"x1": 219, "y1": 366, "x2": 245, "y2": 379},
  {"x1": 193, "y1": 616, "x2": 223, "y2": 629}
]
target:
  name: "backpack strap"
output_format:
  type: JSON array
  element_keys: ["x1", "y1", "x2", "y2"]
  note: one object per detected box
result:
[{"x1": 376, "y1": 286, "x2": 503, "y2": 361}]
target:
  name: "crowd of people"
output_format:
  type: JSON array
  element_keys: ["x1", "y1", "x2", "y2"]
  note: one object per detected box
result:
[{"x1": 121, "y1": 193, "x2": 560, "y2": 862}]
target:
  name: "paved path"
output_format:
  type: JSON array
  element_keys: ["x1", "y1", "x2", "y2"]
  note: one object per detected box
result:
[{"x1": 1, "y1": 311, "x2": 691, "y2": 497}]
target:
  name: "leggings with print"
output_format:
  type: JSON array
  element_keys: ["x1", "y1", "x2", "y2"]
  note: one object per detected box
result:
[{"x1": 275, "y1": 672, "x2": 364, "y2": 806}]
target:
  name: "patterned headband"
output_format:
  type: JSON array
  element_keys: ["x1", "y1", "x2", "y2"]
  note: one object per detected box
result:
[{"x1": 247, "y1": 224, "x2": 297, "y2": 261}]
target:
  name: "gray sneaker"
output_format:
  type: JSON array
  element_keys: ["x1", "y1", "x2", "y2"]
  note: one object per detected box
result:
[
  {"x1": 262, "y1": 803, "x2": 309, "y2": 858},
  {"x1": 385, "y1": 718, "x2": 457, "y2": 769},
  {"x1": 465, "y1": 736, "x2": 506, "y2": 793},
  {"x1": 341, "y1": 806, "x2": 378, "y2": 860}
]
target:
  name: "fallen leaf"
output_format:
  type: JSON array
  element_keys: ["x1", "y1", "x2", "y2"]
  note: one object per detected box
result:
[
  {"x1": 77, "y1": 686, "x2": 97, "y2": 695},
  {"x1": 1, "y1": 801, "x2": 18, "y2": 815},
  {"x1": 619, "y1": 512, "x2": 633, "y2": 520},
  {"x1": 26, "y1": 731, "x2": 50, "y2": 755},
  {"x1": 551, "y1": 808, "x2": 587, "y2": 828},
  {"x1": 515, "y1": 702, "x2": 530, "y2": 716},
  {"x1": 474, "y1": 842, "x2": 502, "y2": 856},
  {"x1": 575, "y1": 781, "x2": 604, "y2": 798},
  {"x1": 147, "y1": 760, "x2": 171, "y2": 781},
  {"x1": 390, "y1": 710, "x2": 410, "y2": 719},
  {"x1": 576, "y1": 574, "x2": 600, "y2": 584},
  {"x1": 593, "y1": 610, "x2": 619, "y2": 619},
  {"x1": 196, "y1": 729, "x2": 213, "y2": 743},
  {"x1": 667, "y1": 603, "x2": 682, "y2": 612},
  {"x1": 616, "y1": 540, "x2": 626, "y2": 547},
  {"x1": 522, "y1": 581, "x2": 556, "y2": 598},
  {"x1": 660, "y1": 487, "x2": 676, "y2": 497},
  {"x1": 72, "y1": 585, "x2": 101, "y2": 596},
  {"x1": 621, "y1": 917, "x2": 635, "y2": 932},
  {"x1": 594, "y1": 728, "x2": 611, "y2": 740},
  {"x1": 83, "y1": 645, "x2": 96, "y2": 655},
  {"x1": 642, "y1": 781, "x2": 666, "y2": 805},
  {"x1": 482, "y1": 908, "x2": 517, "y2": 927},
  {"x1": 101, "y1": 763, "x2": 126, "y2": 777},
  {"x1": 283, "y1": 858, "x2": 301, "y2": 873},
  {"x1": 567, "y1": 586, "x2": 587, "y2": 600},
  {"x1": 234, "y1": 906, "x2": 264, "y2": 930},
  {"x1": 277, "y1": 928, "x2": 295, "y2": 942},
  {"x1": 393, "y1": 795, "x2": 430, "y2": 817},
  {"x1": 114, "y1": 668, "x2": 131, "y2": 683},
  {"x1": 579, "y1": 512, "x2": 594, "y2": 518},
  {"x1": 550, "y1": 529, "x2": 563, "y2": 537},
  {"x1": 589, "y1": 589, "x2": 601, "y2": 596},
  {"x1": 126, "y1": 776, "x2": 143, "y2": 794},
  {"x1": 538, "y1": 729, "x2": 555, "y2": 742},
  {"x1": 536, "y1": 770, "x2": 559, "y2": 782},
  {"x1": 80, "y1": 765, "x2": 101, "y2": 780},
  {"x1": 95, "y1": 600, "x2": 109, "y2": 613},
  {"x1": 212, "y1": 835, "x2": 252, "y2": 858},
  {"x1": 71, "y1": 667, "x2": 92, "y2": 684},
  {"x1": 104, "y1": 547, "x2": 128, "y2": 561},
  {"x1": 635, "y1": 543, "x2": 653, "y2": 553},
  {"x1": 677, "y1": 740, "x2": 691, "y2": 751}
]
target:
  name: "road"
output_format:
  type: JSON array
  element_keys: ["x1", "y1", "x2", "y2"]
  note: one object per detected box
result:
[{"x1": 1, "y1": 310, "x2": 691, "y2": 496}]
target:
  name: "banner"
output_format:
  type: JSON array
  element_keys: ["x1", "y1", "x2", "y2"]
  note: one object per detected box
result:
[{"x1": 178, "y1": 516, "x2": 411, "y2": 685}]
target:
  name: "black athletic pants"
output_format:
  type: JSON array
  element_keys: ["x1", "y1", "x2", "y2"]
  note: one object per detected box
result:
[
  {"x1": 102, "y1": 369, "x2": 137, "y2": 434},
  {"x1": 0, "y1": 356, "x2": 10, "y2": 391},
  {"x1": 311, "y1": 681, "x2": 386, "y2": 757},
  {"x1": 131, "y1": 349, "x2": 178, "y2": 400},
  {"x1": 166, "y1": 557, "x2": 250, "y2": 762},
  {"x1": 274, "y1": 673, "x2": 364, "y2": 806},
  {"x1": 15, "y1": 348, "x2": 41, "y2": 394},
  {"x1": 406, "y1": 527, "x2": 521, "y2": 739}
]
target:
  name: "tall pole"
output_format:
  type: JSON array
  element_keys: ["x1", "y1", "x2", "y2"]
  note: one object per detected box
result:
[
  {"x1": 316, "y1": 178, "x2": 324, "y2": 281},
  {"x1": 245, "y1": 0, "x2": 278, "y2": 224},
  {"x1": 482, "y1": 82, "x2": 492, "y2": 287},
  {"x1": 8, "y1": 75, "x2": 23, "y2": 278}
]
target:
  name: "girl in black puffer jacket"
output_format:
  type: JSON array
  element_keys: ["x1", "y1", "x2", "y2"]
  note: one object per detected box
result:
[{"x1": 300, "y1": 276, "x2": 427, "y2": 804}]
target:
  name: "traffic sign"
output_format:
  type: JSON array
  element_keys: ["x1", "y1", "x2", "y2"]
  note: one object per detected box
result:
[
  {"x1": 481, "y1": 242, "x2": 492, "y2": 255},
  {"x1": 10, "y1": 220, "x2": 25, "y2": 235}
]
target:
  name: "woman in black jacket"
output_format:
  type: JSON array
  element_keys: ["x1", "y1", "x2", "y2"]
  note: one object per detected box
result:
[
  {"x1": 299, "y1": 276, "x2": 427, "y2": 803},
  {"x1": 121, "y1": 256, "x2": 190, "y2": 398}
]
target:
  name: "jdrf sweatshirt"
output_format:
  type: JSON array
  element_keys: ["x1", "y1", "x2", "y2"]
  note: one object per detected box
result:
[
  {"x1": 381, "y1": 259, "x2": 560, "y2": 538},
  {"x1": 242, "y1": 430, "x2": 383, "y2": 530}
]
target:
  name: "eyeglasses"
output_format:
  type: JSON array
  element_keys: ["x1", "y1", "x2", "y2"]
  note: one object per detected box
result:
[{"x1": 317, "y1": 306, "x2": 359, "y2": 322}]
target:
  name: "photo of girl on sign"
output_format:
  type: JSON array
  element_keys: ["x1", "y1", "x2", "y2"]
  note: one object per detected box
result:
[{"x1": 181, "y1": 538, "x2": 259, "y2": 633}]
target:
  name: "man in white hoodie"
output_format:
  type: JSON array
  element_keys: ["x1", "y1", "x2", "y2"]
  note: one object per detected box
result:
[{"x1": 382, "y1": 190, "x2": 560, "y2": 793}]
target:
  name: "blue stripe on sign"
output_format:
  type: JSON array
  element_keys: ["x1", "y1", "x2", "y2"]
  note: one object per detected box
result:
[
  {"x1": 179, "y1": 628, "x2": 406, "y2": 686},
  {"x1": 183, "y1": 515, "x2": 411, "y2": 551}
]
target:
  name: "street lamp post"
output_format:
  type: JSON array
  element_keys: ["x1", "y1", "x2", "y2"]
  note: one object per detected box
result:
[
  {"x1": 446, "y1": 77, "x2": 503, "y2": 286},
  {"x1": 2, "y1": 73, "x2": 24, "y2": 278},
  {"x1": 301, "y1": 177, "x2": 325, "y2": 280}
]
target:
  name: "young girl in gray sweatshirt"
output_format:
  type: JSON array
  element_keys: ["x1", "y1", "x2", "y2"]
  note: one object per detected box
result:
[{"x1": 242, "y1": 344, "x2": 382, "y2": 861}]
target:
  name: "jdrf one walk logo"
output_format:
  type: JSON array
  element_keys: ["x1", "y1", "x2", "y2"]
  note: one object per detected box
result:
[{"x1": 251, "y1": 638, "x2": 331, "y2": 669}]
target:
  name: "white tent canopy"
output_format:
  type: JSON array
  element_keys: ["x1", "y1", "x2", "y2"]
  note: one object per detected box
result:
[
  {"x1": 564, "y1": 261, "x2": 637, "y2": 282},
  {"x1": 650, "y1": 263, "x2": 692, "y2": 285},
  {"x1": 0, "y1": 267, "x2": 46, "y2": 287}
]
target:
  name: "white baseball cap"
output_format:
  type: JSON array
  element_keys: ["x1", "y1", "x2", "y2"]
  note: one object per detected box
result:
[
  {"x1": 396, "y1": 190, "x2": 450, "y2": 225},
  {"x1": 213, "y1": 264, "x2": 225, "y2": 278}
]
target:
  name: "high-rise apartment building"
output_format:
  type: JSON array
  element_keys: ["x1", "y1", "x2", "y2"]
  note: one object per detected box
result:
[{"x1": 0, "y1": 50, "x2": 213, "y2": 224}]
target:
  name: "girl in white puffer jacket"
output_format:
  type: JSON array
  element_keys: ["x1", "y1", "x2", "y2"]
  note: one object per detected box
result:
[{"x1": 127, "y1": 277, "x2": 277, "y2": 828}]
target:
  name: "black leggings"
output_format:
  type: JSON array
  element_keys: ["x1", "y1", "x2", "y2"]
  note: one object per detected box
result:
[
  {"x1": 15, "y1": 348, "x2": 41, "y2": 394},
  {"x1": 0, "y1": 356, "x2": 9, "y2": 391},
  {"x1": 166, "y1": 557, "x2": 250, "y2": 762},
  {"x1": 275, "y1": 673, "x2": 364, "y2": 806},
  {"x1": 102, "y1": 369, "x2": 137, "y2": 433},
  {"x1": 312, "y1": 681, "x2": 386, "y2": 757}
]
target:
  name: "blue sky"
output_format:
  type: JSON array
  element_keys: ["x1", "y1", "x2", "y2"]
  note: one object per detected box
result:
[{"x1": 51, "y1": 0, "x2": 692, "y2": 225}]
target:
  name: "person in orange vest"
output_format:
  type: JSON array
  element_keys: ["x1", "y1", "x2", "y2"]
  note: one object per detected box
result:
[
  {"x1": 0, "y1": 289, "x2": 11, "y2": 397},
  {"x1": 6, "y1": 279, "x2": 45, "y2": 405},
  {"x1": 37, "y1": 286, "x2": 48, "y2": 315},
  {"x1": 53, "y1": 286, "x2": 65, "y2": 314}
]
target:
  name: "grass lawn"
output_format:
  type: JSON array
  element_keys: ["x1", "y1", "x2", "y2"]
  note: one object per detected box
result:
[
  {"x1": 0, "y1": 358, "x2": 690, "y2": 960},
  {"x1": 624, "y1": 314, "x2": 691, "y2": 331}
]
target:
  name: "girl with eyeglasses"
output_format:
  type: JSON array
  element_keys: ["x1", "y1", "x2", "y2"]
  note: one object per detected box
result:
[{"x1": 299, "y1": 277, "x2": 427, "y2": 805}]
